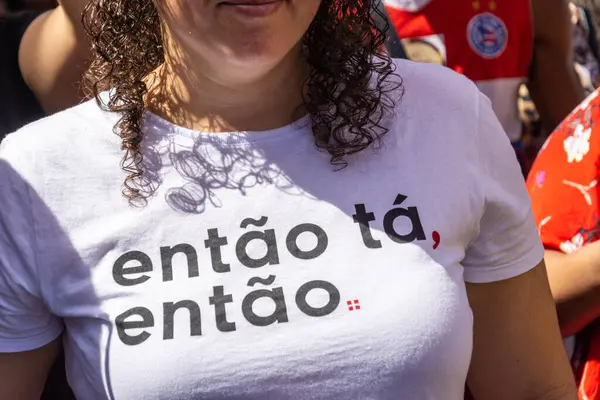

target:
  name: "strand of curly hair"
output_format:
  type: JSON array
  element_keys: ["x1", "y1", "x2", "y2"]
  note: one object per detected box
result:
[{"x1": 82, "y1": 0, "x2": 400, "y2": 206}]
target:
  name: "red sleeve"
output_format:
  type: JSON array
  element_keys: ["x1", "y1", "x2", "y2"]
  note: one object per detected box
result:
[{"x1": 526, "y1": 90, "x2": 600, "y2": 253}]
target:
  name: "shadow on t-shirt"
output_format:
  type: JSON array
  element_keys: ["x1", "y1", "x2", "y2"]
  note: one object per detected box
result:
[{"x1": 0, "y1": 160, "x2": 104, "y2": 399}]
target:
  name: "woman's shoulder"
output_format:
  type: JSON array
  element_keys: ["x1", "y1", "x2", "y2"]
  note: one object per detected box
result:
[
  {"x1": 1, "y1": 97, "x2": 120, "y2": 155},
  {"x1": 391, "y1": 58, "x2": 480, "y2": 115},
  {"x1": 3, "y1": 97, "x2": 118, "y2": 147},
  {"x1": 0, "y1": 97, "x2": 121, "y2": 185},
  {"x1": 384, "y1": 59, "x2": 483, "y2": 151}
]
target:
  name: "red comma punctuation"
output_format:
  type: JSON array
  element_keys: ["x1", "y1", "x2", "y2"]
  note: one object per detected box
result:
[{"x1": 432, "y1": 231, "x2": 440, "y2": 250}]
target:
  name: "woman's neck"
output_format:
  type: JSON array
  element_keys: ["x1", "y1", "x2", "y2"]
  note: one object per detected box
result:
[{"x1": 144, "y1": 41, "x2": 309, "y2": 133}]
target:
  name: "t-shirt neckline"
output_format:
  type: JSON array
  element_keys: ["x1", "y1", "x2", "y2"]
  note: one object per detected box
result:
[{"x1": 142, "y1": 110, "x2": 312, "y2": 146}]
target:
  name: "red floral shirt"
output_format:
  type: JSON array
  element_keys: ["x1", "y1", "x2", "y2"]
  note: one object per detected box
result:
[{"x1": 527, "y1": 90, "x2": 600, "y2": 253}]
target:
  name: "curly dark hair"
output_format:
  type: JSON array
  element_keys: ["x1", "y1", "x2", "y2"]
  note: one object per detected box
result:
[{"x1": 82, "y1": 0, "x2": 400, "y2": 205}]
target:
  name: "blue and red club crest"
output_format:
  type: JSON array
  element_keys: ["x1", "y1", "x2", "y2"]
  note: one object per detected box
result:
[{"x1": 467, "y1": 12, "x2": 508, "y2": 59}]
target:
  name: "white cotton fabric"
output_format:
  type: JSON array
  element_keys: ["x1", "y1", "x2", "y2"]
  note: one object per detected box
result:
[{"x1": 0, "y1": 59, "x2": 543, "y2": 399}]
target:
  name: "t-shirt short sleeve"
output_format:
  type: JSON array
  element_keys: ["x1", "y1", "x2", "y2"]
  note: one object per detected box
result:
[
  {"x1": 461, "y1": 93, "x2": 544, "y2": 283},
  {"x1": 0, "y1": 135, "x2": 63, "y2": 352}
]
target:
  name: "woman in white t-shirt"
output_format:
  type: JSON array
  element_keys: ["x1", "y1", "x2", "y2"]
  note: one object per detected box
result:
[{"x1": 0, "y1": 1, "x2": 577, "y2": 399}]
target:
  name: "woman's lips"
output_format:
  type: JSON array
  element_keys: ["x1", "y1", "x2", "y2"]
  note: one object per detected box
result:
[{"x1": 219, "y1": 0, "x2": 283, "y2": 17}]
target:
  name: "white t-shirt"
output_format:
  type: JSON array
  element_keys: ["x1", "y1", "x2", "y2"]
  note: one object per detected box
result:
[{"x1": 0, "y1": 59, "x2": 543, "y2": 399}]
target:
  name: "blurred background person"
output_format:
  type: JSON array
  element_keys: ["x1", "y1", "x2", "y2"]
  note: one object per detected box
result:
[
  {"x1": 516, "y1": 1, "x2": 599, "y2": 173},
  {"x1": 382, "y1": 0, "x2": 586, "y2": 175},
  {"x1": 574, "y1": 0, "x2": 600, "y2": 61},
  {"x1": 527, "y1": 88, "x2": 600, "y2": 400},
  {"x1": 570, "y1": 1, "x2": 599, "y2": 91},
  {"x1": 0, "y1": 0, "x2": 89, "y2": 138}
]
